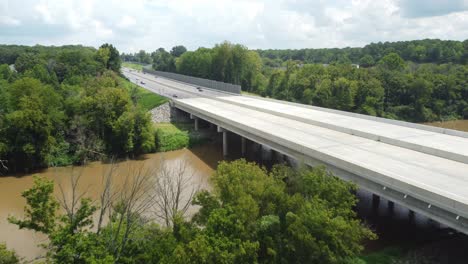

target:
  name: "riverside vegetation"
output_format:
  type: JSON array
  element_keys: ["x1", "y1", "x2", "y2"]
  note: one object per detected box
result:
[
  {"x1": 0, "y1": 44, "x2": 169, "y2": 172},
  {"x1": 5, "y1": 159, "x2": 376, "y2": 263}
]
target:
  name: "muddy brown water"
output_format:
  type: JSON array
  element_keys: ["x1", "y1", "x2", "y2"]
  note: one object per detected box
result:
[
  {"x1": 0, "y1": 145, "x2": 222, "y2": 261},
  {"x1": 425, "y1": 119, "x2": 468, "y2": 132}
]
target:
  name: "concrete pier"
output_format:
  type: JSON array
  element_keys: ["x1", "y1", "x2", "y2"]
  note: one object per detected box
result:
[
  {"x1": 223, "y1": 131, "x2": 228, "y2": 157},
  {"x1": 241, "y1": 137, "x2": 246, "y2": 156},
  {"x1": 372, "y1": 194, "x2": 380, "y2": 212},
  {"x1": 388, "y1": 201, "x2": 395, "y2": 216}
]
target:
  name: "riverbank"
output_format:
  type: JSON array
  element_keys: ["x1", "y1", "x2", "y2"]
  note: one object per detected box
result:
[{"x1": 425, "y1": 119, "x2": 468, "y2": 132}]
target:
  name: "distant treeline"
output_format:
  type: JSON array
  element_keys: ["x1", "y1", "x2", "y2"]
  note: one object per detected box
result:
[
  {"x1": 126, "y1": 39, "x2": 468, "y2": 123},
  {"x1": 258, "y1": 39, "x2": 468, "y2": 66},
  {"x1": 0, "y1": 44, "x2": 155, "y2": 172}
]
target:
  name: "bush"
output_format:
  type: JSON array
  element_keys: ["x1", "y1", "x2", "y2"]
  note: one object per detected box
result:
[
  {"x1": 0, "y1": 243, "x2": 19, "y2": 264},
  {"x1": 154, "y1": 124, "x2": 189, "y2": 152}
]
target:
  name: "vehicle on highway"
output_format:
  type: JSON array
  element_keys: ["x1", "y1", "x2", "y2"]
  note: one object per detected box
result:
[
  {"x1": 173, "y1": 94, "x2": 178, "y2": 98},
  {"x1": 140, "y1": 81, "x2": 145, "y2": 85}
]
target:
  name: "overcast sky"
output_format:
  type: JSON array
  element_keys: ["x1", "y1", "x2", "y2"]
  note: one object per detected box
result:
[{"x1": 1, "y1": 0, "x2": 468, "y2": 53}]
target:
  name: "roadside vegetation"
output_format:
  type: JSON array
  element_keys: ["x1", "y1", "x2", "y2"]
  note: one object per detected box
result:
[
  {"x1": 120, "y1": 76, "x2": 168, "y2": 111},
  {"x1": 122, "y1": 61, "x2": 144, "y2": 71},
  {"x1": 6, "y1": 159, "x2": 376, "y2": 263}
]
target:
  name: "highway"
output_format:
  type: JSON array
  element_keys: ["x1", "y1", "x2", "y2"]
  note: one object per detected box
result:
[{"x1": 123, "y1": 67, "x2": 468, "y2": 234}]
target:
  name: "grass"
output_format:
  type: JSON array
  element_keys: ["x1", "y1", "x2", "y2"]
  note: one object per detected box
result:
[
  {"x1": 241, "y1": 90, "x2": 261, "y2": 97},
  {"x1": 154, "y1": 123, "x2": 190, "y2": 152},
  {"x1": 119, "y1": 77, "x2": 168, "y2": 111},
  {"x1": 122, "y1": 62, "x2": 144, "y2": 71},
  {"x1": 360, "y1": 247, "x2": 404, "y2": 264},
  {"x1": 153, "y1": 122, "x2": 211, "y2": 152}
]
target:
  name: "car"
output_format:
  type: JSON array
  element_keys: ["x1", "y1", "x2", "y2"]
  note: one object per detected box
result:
[
  {"x1": 172, "y1": 94, "x2": 178, "y2": 98},
  {"x1": 140, "y1": 81, "x2": 145, "y2": 85}
]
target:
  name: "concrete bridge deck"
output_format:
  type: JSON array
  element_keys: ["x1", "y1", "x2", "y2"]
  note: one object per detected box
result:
[{"x1": 123, "y1": 68, "x2": 468, "y2": 234}]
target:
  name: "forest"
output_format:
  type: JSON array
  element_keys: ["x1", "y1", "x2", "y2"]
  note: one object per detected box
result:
[
  {"x1": 0, "y1": 44, "x2": 156, "y2": 172},
  {"x1": 124, "y1": 39, "x2": 468, "y2": 123}
]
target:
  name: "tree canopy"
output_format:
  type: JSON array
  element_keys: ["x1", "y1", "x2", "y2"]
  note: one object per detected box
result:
[{"x1": 0, "y1": 44, "x2": 154, "y2": 172}]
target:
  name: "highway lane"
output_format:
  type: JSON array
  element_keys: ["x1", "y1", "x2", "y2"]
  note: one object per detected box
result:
[{"x1": 122, "y1": 68, "x2": 228, "y2": 99}]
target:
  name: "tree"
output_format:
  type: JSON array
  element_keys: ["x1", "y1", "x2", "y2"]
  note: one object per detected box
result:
[
  {"x1": 170, "y1": 45, "x2": 188, "y2": 57},
  {"x1": 9, "y1": 176, "x2": 58, "y2": 234},
  {"x1": 99, "y1": 43, "x2": 121, "y2": 71},
  {"x1": 191, "y1": 160, "x2": 375, "y2": 263},
  {"x1": 359, "y1": 55, "x2": 375, "y2": 67},
  {"x1": 0, "y1": 243, "x2": 19, "y2": 264},
  {"x1": 14, "y1": 52, "x2": 42, "y2": 73},
  {"x1": 153, "y1": 158, "x2": 200, "y2": 227},
  {"x1": 136, "y1": 50, "x2": 152, "y2": 64},
  {"x1": 176, "y1": 49, "x2": 212, "y2": 78},
  {"x1": 378, "y1": 52, "x2": 405, "y2": 71},
  {"x1": 355, "y1": 77, "x2": 385, "y2": 116},
  {"x1": 152, "y1": 48, "x2": 176, "y2": 72},
  {"x1": 313, "y1": 78, "x2": 333, "y2": 107},
  {"x1": 0, "y1": 64, "x2": 12, "y2": 80}
]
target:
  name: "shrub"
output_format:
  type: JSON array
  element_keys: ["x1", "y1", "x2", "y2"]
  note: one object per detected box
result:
[{"x1": 154, "y1": 124, "x2": 189, "y2": 152}]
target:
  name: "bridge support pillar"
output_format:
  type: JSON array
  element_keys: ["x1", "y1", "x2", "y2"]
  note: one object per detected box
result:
[
  {"x1": 408, "y1": 210, "x2": 415, "y2": 224},
  {"x1": 388, "y1": 201, "x2": 395, "y2": 216},
  {"x1": 241, "y1": 137, "x2": 246, "y2": 156},
  {"x1": 223, "y1": 131, "x2": 228, "y2": 157},
  {"x1": 194, "y1": 118, "x2": 199, "y2": 131},
  {"x1": 372, "y1": 194, "x2": 380, "y2": 212}
]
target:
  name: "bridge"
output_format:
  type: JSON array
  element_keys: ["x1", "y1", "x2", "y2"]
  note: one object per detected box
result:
[{"x1": 123, "y1": 67, "x2": 468, "y2": 235}]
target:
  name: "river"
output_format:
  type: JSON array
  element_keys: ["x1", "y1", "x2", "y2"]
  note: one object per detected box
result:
[
  {"x1": 425, "y1": 119, "x2": 468, "y2": 132},
  {"x1": 0, "y1": 144, "x2": 223, "y2": 261}
]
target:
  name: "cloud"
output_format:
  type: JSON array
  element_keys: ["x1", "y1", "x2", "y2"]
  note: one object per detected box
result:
[
  {"x1": 0, "y1": 0, "x2": 467, "y2": 52},
  {"x1": 397, "y1": 0, "x2": 468, "y2": 18},
  {"x1": 117, "y1": 15, "x2": 136, "y2": 29},
  {"x1": 0, "y1": 15, "x2": 21, "y2": 26}
]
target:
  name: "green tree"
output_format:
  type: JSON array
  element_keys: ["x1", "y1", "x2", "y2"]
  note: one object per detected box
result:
[
  {"x1": 192, "y1": 160, "x2": 375, "y2": 264},
  {"x1": 14, "y1": 52, "x2": 42, "y2": 73},
  {"x1": 359, "y1": 55, "x2": 375, "y2": 67},
  {"x1": 331, "y1": 77, "x2": 357, "y2": 111},
  {"x1": 378, "y1": 52, "x2": 405, "y2": 71},
  {"x1": 170, "y1": 45, "x2": 188, "y2": 57},
  {"x1": 313, "y1": 78, "x2": 333, "y2": 107},
  {"x1": 152, "y1": 48, "x2": 176, "y2": 72},
  {"x1": 0, "y1": 64, "x2": 12, "y2": 80},
  {"x1": 9, "y1": 176, "x2": 58, "y2": 234},
  {"x1": 99, "y1": 43, "x2": 121, "y2": 71},
  {"x1": 0, "y1": 243, "x2": 19, "y2": 264}
]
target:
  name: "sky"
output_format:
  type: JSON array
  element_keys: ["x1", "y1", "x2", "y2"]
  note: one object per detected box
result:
[{"x1": 1, "y1": 0, "x2": 468, "y2": 53}]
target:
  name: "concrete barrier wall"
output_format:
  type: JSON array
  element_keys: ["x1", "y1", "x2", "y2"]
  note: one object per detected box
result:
[{"x1": 143, "y1": 68, "x2": 241, "y2": 94}]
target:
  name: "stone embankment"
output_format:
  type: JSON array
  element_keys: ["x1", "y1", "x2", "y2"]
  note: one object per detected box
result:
[{"x1": 150, "y1": 103, "x2": 172, "y2": 123}]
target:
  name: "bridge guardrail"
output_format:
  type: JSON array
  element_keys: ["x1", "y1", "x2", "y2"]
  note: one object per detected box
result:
[{"x1": 142, "y1": 68, "x2": 241, "y2": 94}]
